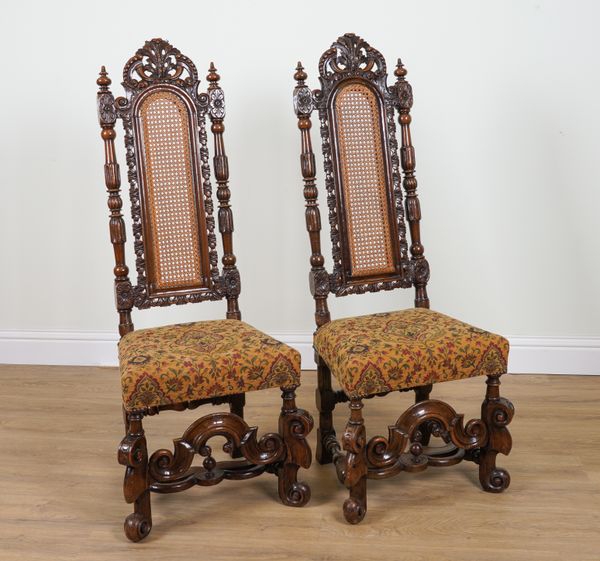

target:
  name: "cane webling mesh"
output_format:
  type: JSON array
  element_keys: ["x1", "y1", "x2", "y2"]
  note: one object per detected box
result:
[
  {"x1": 334, "y1": 83, "x2": 395, "y2": 277},
  {"x1": 139, "y1": 91, "x2": 205, "y2": 291}
]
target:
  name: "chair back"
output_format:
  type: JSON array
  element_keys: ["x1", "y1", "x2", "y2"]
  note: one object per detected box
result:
[
  {"x1": 294, "y1": 34, "x2": 429, "y2": 327},
  {"x1": 97, "y1": 39, "x2": 240, "y2": 333}
]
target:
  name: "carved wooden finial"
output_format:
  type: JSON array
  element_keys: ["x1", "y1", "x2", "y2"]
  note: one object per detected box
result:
[
  {"x1": 394, "y1": 58, "x2": 407, "y2": 79},
  {"x1": 97, "y1": 66, "x2": 112, "y2": 90},
  {"x1": 294, "y1": 61, "x2": 307, "y2": 83},
  {"x1": 207, "y1": 62, "x2": 220, "y2": 83},
  {"x1": 394, "y1": 59, "x2": 408, "y2": 80}
]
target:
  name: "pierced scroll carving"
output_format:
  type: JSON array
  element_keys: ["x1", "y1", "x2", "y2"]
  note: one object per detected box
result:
[
  {"x1": 123, "y1": 38, "x2": 198, "y2": 90},
  {"x1": 148, "y1": 412, "x2": 286, "y2": 488},
  {"x1": 365, "y1": 400, "x2": 487, "y2": 478}
]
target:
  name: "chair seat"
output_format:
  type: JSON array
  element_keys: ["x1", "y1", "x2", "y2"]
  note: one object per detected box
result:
[
  {"x1": 314, "y1": 308, "x2": 509, "y2": 399},
  {"x1": 119, "y1": 320, "x2": 301, "y2": 412}
]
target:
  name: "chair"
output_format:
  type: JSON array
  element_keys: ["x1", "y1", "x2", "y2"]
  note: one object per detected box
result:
[
  {"x1": 96, "y1": 38, "x2": 312, "y2": 542},
  {"x1": 293, "y1": 33, "x2": 514, "y2": 523}
]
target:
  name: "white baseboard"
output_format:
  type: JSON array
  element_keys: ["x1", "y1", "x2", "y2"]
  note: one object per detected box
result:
[{"x1": 0, "y1": 330, "x2": 598, "y2": 375}]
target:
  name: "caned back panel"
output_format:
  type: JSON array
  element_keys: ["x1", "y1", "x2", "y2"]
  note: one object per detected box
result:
[
  {"x1": 332, "y1": 82, "x2": 395, "y2": 278},
  {"x1": 135, "y1": 89, "x2": 209, "y2": 295}
]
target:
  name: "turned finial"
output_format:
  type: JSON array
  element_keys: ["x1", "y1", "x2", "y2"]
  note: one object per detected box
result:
[
  {"x1": 294, "y1": 61, "x2": 307, "y2": 83},
  {"x1": 394, "y1": 58, "x2": 407, "y2": 79},
  {"x1": 97, "y1": 66, "x2": 111, "y2": 90},
  {"x1": 207, "y1": 62, "x2": 220, "y2": 83}
]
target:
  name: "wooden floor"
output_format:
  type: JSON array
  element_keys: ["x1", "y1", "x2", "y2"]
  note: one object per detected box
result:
[{"x1": 1, "y1": 366, "x2": 599, "y2": 561}]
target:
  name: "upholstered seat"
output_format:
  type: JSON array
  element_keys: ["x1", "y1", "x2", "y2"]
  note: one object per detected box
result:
[
  {"x1": 120, "y1": 320, "x2": 301, "y2": 411},
  {"x1": 314, "y1": 308, "x2": 508, "y2": 399}
]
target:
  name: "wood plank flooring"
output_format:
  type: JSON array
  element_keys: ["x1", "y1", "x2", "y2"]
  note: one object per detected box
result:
[{"x1": 0, "y1": 366, "x2": 598, "y2": 560}]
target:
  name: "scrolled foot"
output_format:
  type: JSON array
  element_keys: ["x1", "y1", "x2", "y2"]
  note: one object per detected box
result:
[
  {"x1": 282, "y1": 481, "x2": 311, "y2": 507},
  {"x1": 124, "y1": 512, "x2": 152, "y2": 542},
  {"x1": 343, "y1": 497, "x2": 366, "y2": 524},
  {"x1": 481, "y1": 467, "x2": 510, "y2": 493}
]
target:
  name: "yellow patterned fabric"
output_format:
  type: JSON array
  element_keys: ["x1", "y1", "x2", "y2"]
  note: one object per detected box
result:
[
  {"x1": 314, "y1": 308, "x2": 509, "y2": 398},
  {"x1": 119, "y1": 320, "x2": 301, "y2": 412}
]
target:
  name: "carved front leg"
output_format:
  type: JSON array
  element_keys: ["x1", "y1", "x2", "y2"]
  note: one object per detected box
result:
[
  {"x1": 277, "y1": 387, "x2": 313, "y2": 507},
  {"x1": 342, "y1": 400, "x2": 368, "y2": 524},
  {"x1": 479, "y1": 374, "x2": 514, "y2": 492},
  {"x1": 118, "y1": 411, "x2": 152, "y2": 542}
]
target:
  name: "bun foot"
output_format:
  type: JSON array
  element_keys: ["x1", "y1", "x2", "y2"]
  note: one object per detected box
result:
[{"x1": 124, "y1": 512, "x2": 152, "y2": 542}]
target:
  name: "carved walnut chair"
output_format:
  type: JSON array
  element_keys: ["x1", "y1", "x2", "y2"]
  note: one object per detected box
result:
[
  {"x1": 293, "y1": 33, "x2": 514, "y2": 524},
  {"x1": 96, "y1": 38, "x2": 312, "y2": 542}
]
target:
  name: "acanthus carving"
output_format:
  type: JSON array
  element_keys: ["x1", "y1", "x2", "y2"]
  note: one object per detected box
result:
[
  {"x1": 318, "y1": 33, "x2": 386, "y2": 82},
  {"x1": 123, "y1": 38, "x2": 198, "y2": 90}
]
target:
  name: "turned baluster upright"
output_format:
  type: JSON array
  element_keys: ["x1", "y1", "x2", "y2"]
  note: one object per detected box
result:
[
  {"x1": 97, "y1": 67, "x2": 134, "y2": 336},
  {"x1": 294, "y1": 62, "x2": 331, "y2": 328},
  {"x1": 394, "y1": 59, "x2": 430, "y2": 309},
  {"x1": 207, "y1": 63, "x2": 241, "y2": 320}
]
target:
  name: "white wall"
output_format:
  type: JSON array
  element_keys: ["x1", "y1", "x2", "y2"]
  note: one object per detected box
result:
[{"x1": 1, "y1": 1, "x2": 599, "y2": 369}]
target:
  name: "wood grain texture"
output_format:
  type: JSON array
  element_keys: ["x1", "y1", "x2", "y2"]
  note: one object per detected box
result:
[{"x1": 0, "y1": 366, "x2": 598, "y2": 560}]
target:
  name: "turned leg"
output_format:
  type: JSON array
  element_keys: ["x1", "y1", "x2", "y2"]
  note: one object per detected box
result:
[
  {"x1": 414, "y1": 383, "x2": 433, "y2": 446},
  {"x1": 342, "y1": 399, "x2": 368, "y2": 524},
  {"x1": 118, "y1": 411, "x2": 152, "y2": 542},
  {"x1": 277, "y1": 387, "x2": 313, "y2": 507},
  {"x1": 228, "y1": 393, "x2": 245, "y2": 458},
  {"x1": 479, "y1": 374, "x2": 514, "y2": 492},
  {"x1": 316, "y1": 356, "x2": 336, "y2": 464}
]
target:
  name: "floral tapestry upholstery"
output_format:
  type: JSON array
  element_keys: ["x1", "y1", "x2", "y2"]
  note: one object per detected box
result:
[
  {"x1": 119, "y1": 320, "x2": 301, "y2": 412},
  {"x1": 314, "y1": 308, "x2": 509, "y2": 399}
]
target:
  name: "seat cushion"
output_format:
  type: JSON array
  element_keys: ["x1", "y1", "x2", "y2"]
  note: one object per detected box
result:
[
  {"x1": 119, "y1": 320, "x2": 301, "y2": 412},
  {"x1": 314, "y1": 308, "x2": 509, "y2": 399}
]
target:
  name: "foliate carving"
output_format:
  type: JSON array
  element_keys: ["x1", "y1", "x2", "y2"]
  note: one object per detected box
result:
[
  {"x1": 123, "y1": 38, "x2": 198, "y2": 89},
  {"x1": 221, "y1": 267, "x2": 241, "y2": 297},
  {"x1": 411, "y1": 258, "x2": 430, "y2": 285},
  {"x1": 396, "y1": 80, "x2": 413, "y2": 110},
  {"x1": 97, "y1": 92, "x2": 117, "y2": 125},
  {"x1": 208, "y1": 87, "x2": 225, "y2": 119},
  {"x1": 115, "y1": 281, "x2": 135, "y2": 310},
  {"x1": 319, "y1": 33, "x2": 386, "y2": 80},
  {"x1": 309, "y1": 268, "x2": 330, "y2": 297},
  {"x1": 293, "y1": 85, "x2": 313, "y2": 116}
]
